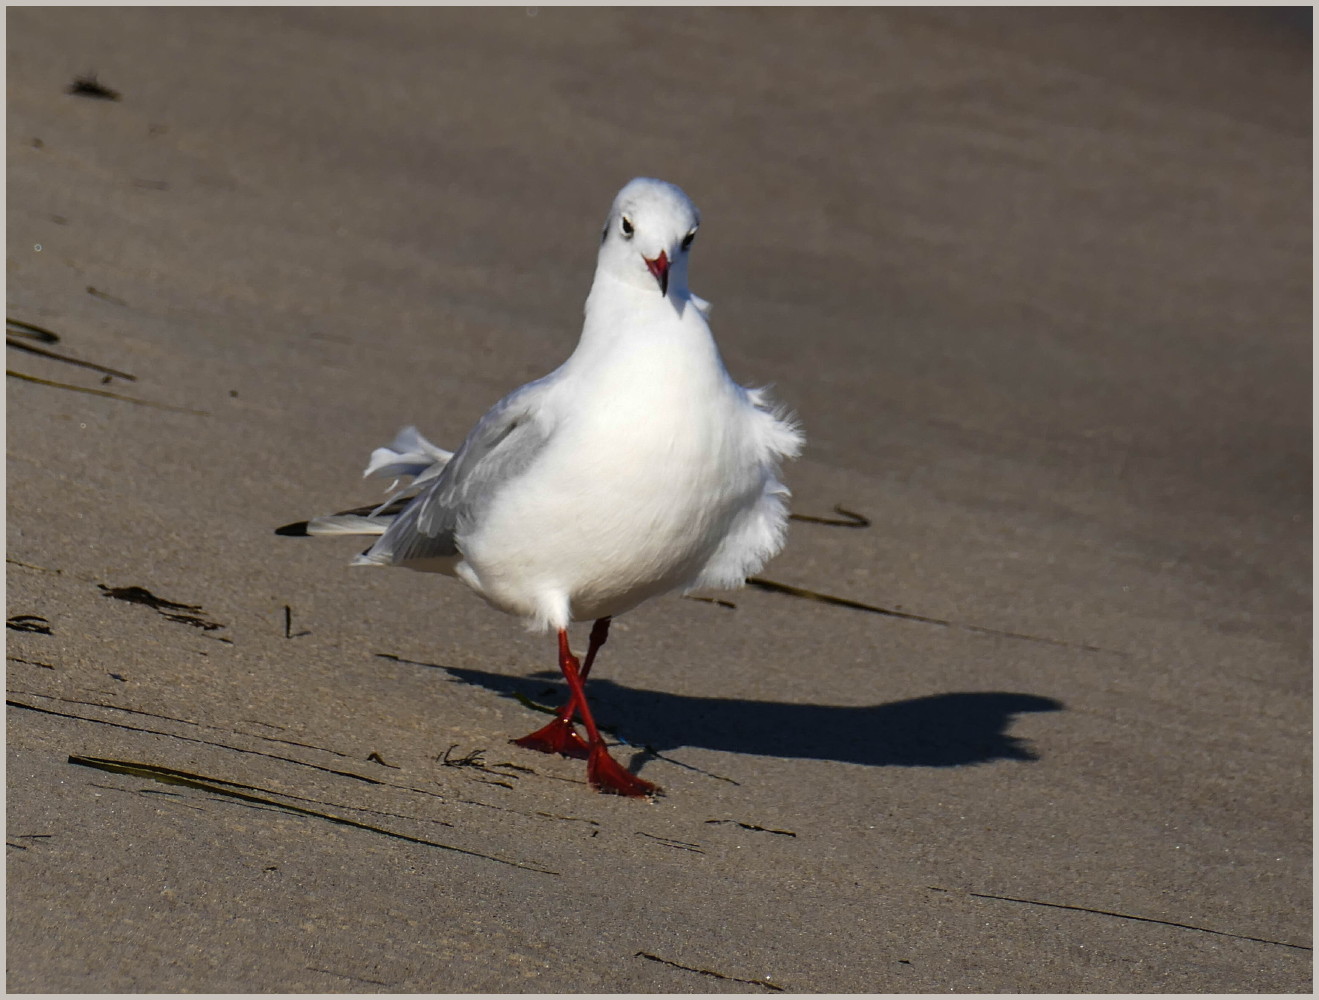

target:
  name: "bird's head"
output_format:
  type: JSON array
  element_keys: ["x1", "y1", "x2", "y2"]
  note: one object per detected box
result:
[{"x1": 597, "y1": 177, "x2": 700, "y2": 300}]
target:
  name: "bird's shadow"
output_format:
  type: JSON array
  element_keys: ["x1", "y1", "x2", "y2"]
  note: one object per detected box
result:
[{"x1": 384, "y1": 655, "x2": 1064, "y2": 769}]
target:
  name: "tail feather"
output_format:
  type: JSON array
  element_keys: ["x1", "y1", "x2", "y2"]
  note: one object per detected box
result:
[
  {"x1": 305, "y1": 514, "x2": 392, "y2": 536},
  {"x1": 276, "y1": 425, "x2": 450, "y2": 545}
]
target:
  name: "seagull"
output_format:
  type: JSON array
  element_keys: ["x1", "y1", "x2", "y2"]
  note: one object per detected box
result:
[{"x1": 279, "y1": 178, "x2": 803, "y2": 796}]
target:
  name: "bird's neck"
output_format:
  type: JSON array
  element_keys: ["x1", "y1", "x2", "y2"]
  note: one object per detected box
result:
[
  {"x1": 583, "y1": 271, "x2": 693, "y2": 324},
  {"x1": 573, "y1": 272, "x2": 717, "y2": 368}
]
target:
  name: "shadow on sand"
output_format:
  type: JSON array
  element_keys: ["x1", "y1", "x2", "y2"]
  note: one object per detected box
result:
[{"x1": 381, "y1": 654, "x2": 1064, "y2": 769}]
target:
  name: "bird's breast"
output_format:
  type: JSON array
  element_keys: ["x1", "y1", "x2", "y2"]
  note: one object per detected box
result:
[{"x1": 461, "y1": 342, "x2": 762, "y2": 614}]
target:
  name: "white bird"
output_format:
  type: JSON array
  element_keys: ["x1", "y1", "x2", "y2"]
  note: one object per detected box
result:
[{"x1": 280, "y1": 178, "x2": 803, "y2": 796}]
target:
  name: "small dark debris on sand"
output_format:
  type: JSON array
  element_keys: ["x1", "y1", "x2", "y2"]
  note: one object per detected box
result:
[{"x1": 67, "y1": 74, "x2": 120, "y2": 101}]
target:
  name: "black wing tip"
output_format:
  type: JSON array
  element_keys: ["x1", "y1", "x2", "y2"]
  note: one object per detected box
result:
[{"x1": 274, "y1": 521, "x2": 311, "y2": 536}]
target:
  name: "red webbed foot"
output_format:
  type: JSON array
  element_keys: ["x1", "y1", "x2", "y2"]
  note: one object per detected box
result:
[
  {"x1": 587, "y1": 743, "x2": 660, "y2": 797},
  {"x1": 512, "y1": 716, "x2": 590, "y2": 759}
]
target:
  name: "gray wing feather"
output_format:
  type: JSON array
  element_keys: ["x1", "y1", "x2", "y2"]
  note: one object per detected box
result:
[{"x1": 359, "y1": 379, "x2": 554, "y2": 566}]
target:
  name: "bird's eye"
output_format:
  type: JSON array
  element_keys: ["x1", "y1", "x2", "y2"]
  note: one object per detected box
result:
[
  {"x1": 681, "y1": 230, "x2": 696, "y2": 252},
  {"x1": 620, "y1": 217, "x2": 634, "y2": 239}
]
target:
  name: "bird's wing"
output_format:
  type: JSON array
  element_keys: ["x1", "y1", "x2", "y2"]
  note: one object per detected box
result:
[
  {"x1": 688, "y1": 384, "x2": 804, "y2": 590},
  {"x1": 363, "y1": 425, "x2": 454, "y2": 486},
  {"x1": 356, "y1": 378, "x2": 556, "y2": 566}
]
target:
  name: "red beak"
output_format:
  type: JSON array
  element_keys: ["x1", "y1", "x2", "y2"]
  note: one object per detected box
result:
[{"x1": 644, "y1": 249, "x2": 669, "y2": 296}]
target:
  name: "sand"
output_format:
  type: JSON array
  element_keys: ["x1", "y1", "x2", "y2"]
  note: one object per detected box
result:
[{"x1": 6, "y1": 7, "x2": 1310, "y2": 993}]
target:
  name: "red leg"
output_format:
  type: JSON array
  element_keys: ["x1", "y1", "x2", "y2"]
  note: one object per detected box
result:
[
  {"x1": 512, "y1": 618, "x2": 611, "y2": 760},
  {"x1": 514, "y1": 624, "x2": 658, "y2": 797},
  {"x1": 579, "y1": 616, "x2": 611, "y2": 683},
  {"x1": 552, "y1": 629, "x2": 658, "y2": 797}
]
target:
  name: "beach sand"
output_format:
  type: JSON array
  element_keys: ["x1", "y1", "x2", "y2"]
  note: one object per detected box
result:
[{"x1": 6, "y1": 7, "x2": 1310, "y2": 992}]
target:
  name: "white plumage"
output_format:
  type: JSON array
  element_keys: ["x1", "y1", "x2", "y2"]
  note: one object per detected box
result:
[{"x1": 295, "y1": 177, "x2": 802, "y2": 796}]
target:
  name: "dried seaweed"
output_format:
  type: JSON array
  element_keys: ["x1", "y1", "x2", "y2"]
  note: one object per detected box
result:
[
  {"x1": 99, "y1": 584, "x2": 224, "y2": 631},
  {"x1": 636, "y1": 951, "x2": 784, "y2": 991},
  {"x1": 927, "y1": 886, "x2": 1310, "y2": 951},
  {"x1": 68, "y1": 755, "x2": 556, "y2": 874},
  {"x1": 7, "y1": 369, "x2": 208, "y2": 415},
  {"x1": 747, "y1": 576, "x2": 1118, "y2": 654},
  {"x1": 7, "y1": 615, "x2": 51, "y2": 635},
  {"x1": 6, "y1": 318, "x2": 60, "y2": 344},
  {"x1": 789, "y1": 504, "x2": 871, "y2": 528},
  {"x1": 705, "y1": 819, "x2": 796, "y2": 837}
]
